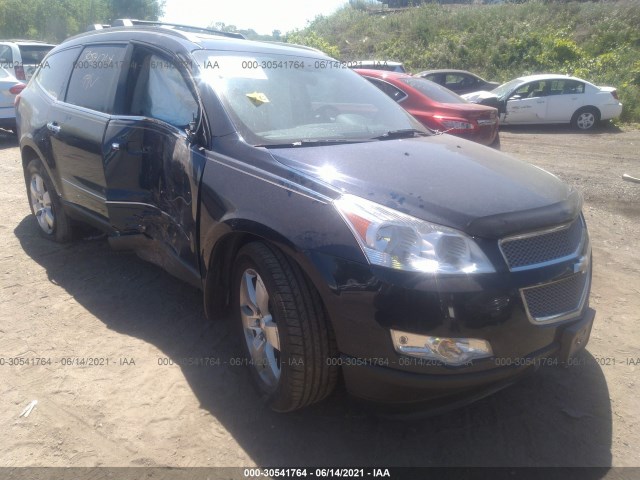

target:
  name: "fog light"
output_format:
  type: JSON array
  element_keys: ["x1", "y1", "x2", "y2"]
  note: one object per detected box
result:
[{"x1": 390, "y1": 329, "x2": 493, "y2": 366}]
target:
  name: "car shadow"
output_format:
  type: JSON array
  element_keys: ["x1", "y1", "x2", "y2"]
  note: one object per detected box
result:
[
  {"x1": 500, "y1": 122, "x2": 623, "y2": 135},
  {"x1": 14, "y1": 216, "x2": 613, "y2": 470}
]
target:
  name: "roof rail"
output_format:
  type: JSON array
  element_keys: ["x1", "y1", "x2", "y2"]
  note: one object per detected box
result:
[
  {"x1": 5, "y1": 39, "x2": 54, "y2": 44},
  {"x1": 86, "y1": 19, "x2": 244, "y2": 39}
]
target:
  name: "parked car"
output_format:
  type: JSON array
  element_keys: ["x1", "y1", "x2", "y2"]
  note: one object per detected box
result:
[
  {"x1": 0, "y1": 67, "x2": 25, "y2": 132},
  {"x1": 0, "y1": 40, "x2": 56, "y2": 82},
  {"x1": 16, "y1": 21, "x2": 595, "y2": 414},
  {"x1": 416, "y1": 69, "x2": 500, "y2": 95},
  {"x1": 348, "y1": 60, "x2": 405, "y2": 73},
  {"x1": 463, "y1": 74, "x2": 623, "y2": 131},
  {"x1": 356, "y1": 68, "x2": 500, "y2": 147}
]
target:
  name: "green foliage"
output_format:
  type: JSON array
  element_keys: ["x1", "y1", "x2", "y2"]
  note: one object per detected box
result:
[
  {"x1": 0, "y1": 0, "x2": 165, "y2": 43},
  {"x1": 285, "y1": 30, "x2": 341, "y2": 58},
  {"x1": 293, "y1": 0, "x2": 640, "y2": 122}
]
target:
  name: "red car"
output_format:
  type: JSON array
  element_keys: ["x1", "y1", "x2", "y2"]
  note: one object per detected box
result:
[{"x1": 355, "y1": 69, "x2": 500, "y2": 147}]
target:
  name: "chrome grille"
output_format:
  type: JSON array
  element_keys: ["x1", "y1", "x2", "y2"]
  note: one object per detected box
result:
[
  {"x1": 500, "y1": 218, "x2": 584, "y2": 271},
  {"x1": 521, "y1": 272, "x2": 589, "y2": 324}
]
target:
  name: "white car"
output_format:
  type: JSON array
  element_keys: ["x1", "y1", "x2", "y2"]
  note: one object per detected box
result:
[
  {"x1": 0, "y1": 67, "x2": 25, "y2": 132},
  {"x1": 463, "y1": 74, "x2": 623, "y2": 130},
  {"x1": 0, "y1": 40, "x2": 56, "y2": 82}
]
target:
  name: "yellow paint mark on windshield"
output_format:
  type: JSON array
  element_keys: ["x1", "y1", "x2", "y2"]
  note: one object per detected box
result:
[{"x1": 246, "y1": 92, "x2": 270, "y2": 106}]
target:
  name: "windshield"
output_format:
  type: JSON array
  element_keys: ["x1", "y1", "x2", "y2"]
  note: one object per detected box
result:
[
  {"x1": 400, "y1": 77, "x2": 467, "y2": 104},
  {"x1": 193, "y1": 51, "x2": 426, "y2": 146},
  {"x1": 490, "y1": 78, "x2": 523, "y2": 99}
]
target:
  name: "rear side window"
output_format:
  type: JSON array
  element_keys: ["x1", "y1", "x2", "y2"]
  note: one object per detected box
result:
[
  {"x1": 34, "y1": 47, "x2": 81, "y2": 100},
  {"x1": 66, "y1": 45, "x2": 127, "y2": 113},
  {"x1": 549, "y1": 79, "x2": 585, "y2": 95},
  {"x1": 401, "y1": 77, "x2": 467, "y2": 104},
  {"x1": 365, "y1": 77, "x2": 407, "y2": 102}
]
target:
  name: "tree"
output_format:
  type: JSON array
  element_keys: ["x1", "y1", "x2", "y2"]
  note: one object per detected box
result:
[
  {"x1": 0, "y1": 0, "x2": 165, "y2": 42},
  {"x1": 108, "y1": 0, "x2": 165, "y2": 21}
]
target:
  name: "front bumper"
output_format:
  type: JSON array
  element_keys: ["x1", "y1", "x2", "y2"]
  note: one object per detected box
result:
[
  {"x1": 307, "y1": 230, "x2": 594, "y2": 412},
  {"x1": 342, "y1": 308, "x2": 595, "y2": 413}
]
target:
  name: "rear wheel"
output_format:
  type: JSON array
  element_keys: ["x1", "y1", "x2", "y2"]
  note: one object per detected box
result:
[
  {"x1": 232, "y1": 242, "x2": 338, "y2": 412},
  {"x1": 489, "y1": 131, "x2": 501, "y2": 150},
  {"x1": 25, "y1": 158, "x2": 72, "y2": 242},
  {"x1": 571, "y1": 107, "x2": 600, "y2": 131}
]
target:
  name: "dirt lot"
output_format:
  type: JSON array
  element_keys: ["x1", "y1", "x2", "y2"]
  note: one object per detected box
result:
[{"x1": 0, "y1": 125, "x2": 639, "y2": 471}]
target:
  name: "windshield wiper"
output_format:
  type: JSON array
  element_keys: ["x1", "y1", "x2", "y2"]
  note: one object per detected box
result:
[
  {"x1": 256, "y1": 139, "x2": 370, "y2": 148},
  {"x1": 372, "y1": 129, "x2": 430, "y2": 140}
]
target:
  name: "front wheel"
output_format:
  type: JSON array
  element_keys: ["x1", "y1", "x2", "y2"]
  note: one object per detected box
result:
[
  {"x1": 232, "y1": 242, "x2": 338, "y2": 412},
  {"x1": 24, "y1": 158, "x2": 73, "y2": 242},
  {"x1": 571, "y1": 107, "x2": 600, "y2": 131}
]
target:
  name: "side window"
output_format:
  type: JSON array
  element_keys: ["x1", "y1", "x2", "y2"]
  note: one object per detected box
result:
[
  {"x1": 66, "y1": 45, "x2": 127, "y2": 113},
  {"x1": 549, "y1": 79, "x2": 564, "y2": 95},
  {"x1": 444, "y1": 73, "x2": 463, "y2": 88},
  {"x1": 512, "y1": 83, "x2": 531, "y2": 98},
  {"x1": 366, "y1": 77, "x2": 407, "y2": 102},
  {"x1": 0, "y1": 45, "x2": 13, "y2": 64},
  {"x1": 33, "y1": 47, "x2": 81, "y2": 100},
  {"x1": 460, "y1": 74, "x2": 476, "y2": 88},
  {"x1": 128, "y1": 52, "x2": 198, "y2": 127},
  {"x1": 512, "y1": 81, "x2": 547, "y2": 99},
  {"x1": 562, "y1": 80, "x2": 584, "y2": 95}
]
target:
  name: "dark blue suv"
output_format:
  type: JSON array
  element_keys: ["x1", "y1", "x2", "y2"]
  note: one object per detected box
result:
[{"x1": 15, "y1": 20, "x2": 595, "y2": 414}]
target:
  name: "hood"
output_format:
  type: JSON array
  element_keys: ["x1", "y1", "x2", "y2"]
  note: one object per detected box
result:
[
  {"x1": 432, "y1": 102, "x2": 497, "y2": 119},
  {"x1": 462, "y1": 90, "x2": 498, "y2": 103},
  {"x1": 267, "y1": 135, "x2": 581, "y2": 238}
]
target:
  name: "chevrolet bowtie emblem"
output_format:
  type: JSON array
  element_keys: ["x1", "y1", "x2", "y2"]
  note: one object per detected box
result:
[{"x1": 573, "y1": 255, "x2": 590, "y2": 274}]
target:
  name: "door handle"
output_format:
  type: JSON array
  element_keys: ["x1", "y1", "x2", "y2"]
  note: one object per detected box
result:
[
  {"x1": 123, "y1": 142, "x2": 151, "y2": 155},
  {"x1": 46, "y1": 122, "x2": 61, "y2": 134}
]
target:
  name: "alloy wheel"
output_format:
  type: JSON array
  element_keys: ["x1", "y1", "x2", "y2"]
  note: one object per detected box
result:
[
  {"x1": 576, "y1": 112, "x2": 595, "y2": 130},
  {"x1": 239, "y1": 268, "x2": 281, "y2": 388},
  {"x1": 30, "y1": 173, "x2": 54, "y2": 234}
]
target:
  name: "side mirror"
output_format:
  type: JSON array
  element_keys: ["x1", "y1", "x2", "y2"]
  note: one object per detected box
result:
[{"x1": 510, "y1": 94, "x2": 522, "y2": 101}]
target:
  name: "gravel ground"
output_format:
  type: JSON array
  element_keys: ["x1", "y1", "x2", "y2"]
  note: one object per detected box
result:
[{"x1": 0, "y1": 124, "x2": 638, "y2": 471}]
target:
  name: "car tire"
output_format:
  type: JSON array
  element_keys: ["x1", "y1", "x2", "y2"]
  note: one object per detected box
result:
[
  {"x1": 25, "y1": 158, "x2": 73, "y2": 242},
  {"x1": 232, "y1": 241, "x2": 338, "y2": 412},
  {"x1": 571, "y1": 107, "x2": 600, "y2": 131},
  {"x1": 489, "y1": 132, "x2": 501, "y2": 150}
]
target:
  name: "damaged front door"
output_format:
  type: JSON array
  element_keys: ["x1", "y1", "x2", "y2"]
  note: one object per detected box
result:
[{"x1": 103, "y1": 47, "x2": 205, "y2": 287}]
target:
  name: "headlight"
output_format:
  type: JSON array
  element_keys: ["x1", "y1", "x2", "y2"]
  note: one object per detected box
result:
[{"x1": 334, "y1": 194, "x2": 494, "y2": 274}]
